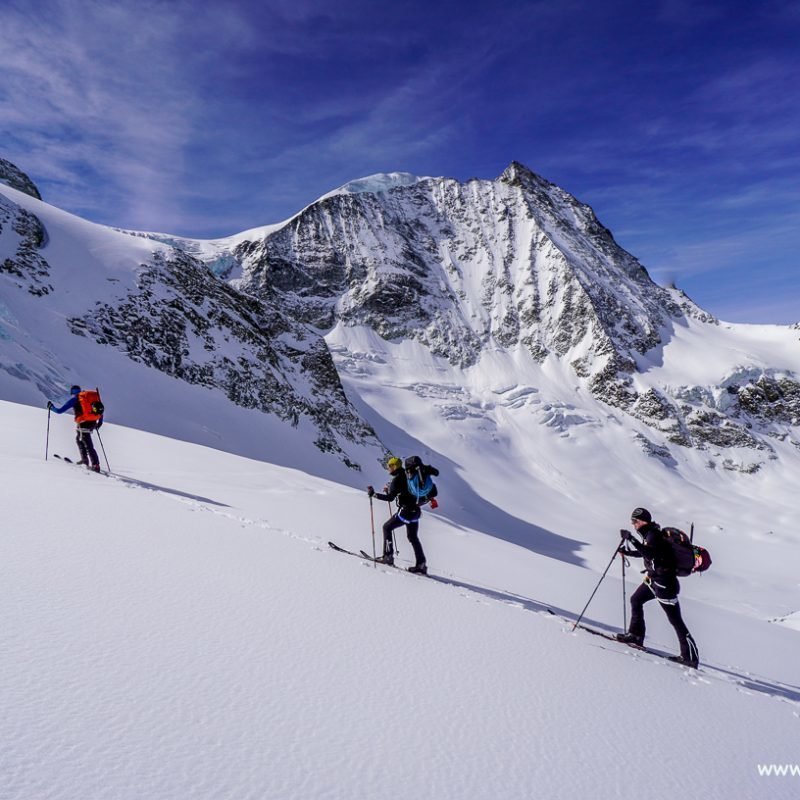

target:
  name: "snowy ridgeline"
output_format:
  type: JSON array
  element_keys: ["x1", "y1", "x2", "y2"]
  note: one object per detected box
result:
[
  {"x1": 4, "y1": 164, "x2": 800, "y2": 483},
  {"x1": 3, "y1": 399, "x2": 799, "y2": 800}
]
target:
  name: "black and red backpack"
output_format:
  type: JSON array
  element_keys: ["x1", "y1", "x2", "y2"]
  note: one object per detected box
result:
[{"x1": 661, "y1": 525, "x2": 712, "y2": 577}]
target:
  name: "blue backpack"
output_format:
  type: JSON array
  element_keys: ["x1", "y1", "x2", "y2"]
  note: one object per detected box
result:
[{"x1": 404, "y1": 456, "x2": 439, "y2": 505}]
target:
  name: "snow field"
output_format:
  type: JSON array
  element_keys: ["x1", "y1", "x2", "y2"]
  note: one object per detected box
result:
[{"x1": 2, "y1": 402, "x2": 798, "y2": 800}]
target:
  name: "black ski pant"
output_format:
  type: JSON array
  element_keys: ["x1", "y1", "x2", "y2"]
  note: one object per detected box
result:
[
  {"x1": 629, "y1": 579, "x2": 698, "y2": 662},
  {"x1": 383, "y1": 514, "x2": 426, "y2": 566},
  {"x1": 76, "y1": 423, "x2": 99, "y2": 467}
]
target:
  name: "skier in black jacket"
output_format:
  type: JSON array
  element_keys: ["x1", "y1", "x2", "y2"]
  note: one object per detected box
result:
[
  {"x1": 616, "y1": 507, "x2": 699, "y2": 667},
  {"x1": 367, "y1": 456, "x2": 427, "y2": 574}
]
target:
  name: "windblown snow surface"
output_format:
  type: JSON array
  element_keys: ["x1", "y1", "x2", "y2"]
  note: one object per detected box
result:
[{"x1": 2, "y1": 399, "x2": 798, "y2": 800}]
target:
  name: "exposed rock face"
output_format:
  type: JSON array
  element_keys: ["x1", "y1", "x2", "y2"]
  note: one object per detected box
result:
[
  {"x1": 0, "y1": 194, "x2": 52, "y2": 295},
  {"x1": 235, "y1": 163, "x2": 684, "y2": 373},
  {"x1": 66, "y1": 250, "x2": 379, "y2": 467},
  {"x1": 0, "y1": 158, "x2": 42, "y2": 200},
  {"x1": 2, "y1": 158, "x2": 796, "y2": 469},
  {"x1": 215, "y1": 162, "x2": 795, "y2": 458},
  {"x1": 735, "y1": 375, "x2": 800, "y2": 425}
]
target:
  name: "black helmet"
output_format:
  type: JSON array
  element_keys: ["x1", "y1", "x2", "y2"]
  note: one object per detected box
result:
[
  {"x1": 631, "y1": 507, "x2": 652, "y2": 523},
  {"x1": 70, "y1": 385, "x2": 81, "y2": 395},
  {"x1": 404, "y1": 455, "x2": 422, "y2": 471}
]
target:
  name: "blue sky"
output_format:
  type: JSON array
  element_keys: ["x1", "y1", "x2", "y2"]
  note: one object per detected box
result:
[{"x1": 1, "y1": 0, "x2": 798, "y2": 323}]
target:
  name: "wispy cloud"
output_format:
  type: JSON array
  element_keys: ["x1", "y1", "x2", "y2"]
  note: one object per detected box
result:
[
  {"x1": 1, "y1": 0, "x2": 505, "y2": 233},
  {"x1": 0, "y1": 0, "x2": 202, "y2": 229},
  {"x1": 1, "y1": 0, "x2": 798, "y2": 325}
]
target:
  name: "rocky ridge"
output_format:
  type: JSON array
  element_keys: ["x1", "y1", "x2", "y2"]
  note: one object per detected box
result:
[
  {"x1": 0, "y1": 158, "x2": 42, "y2": 201},
  {"x1": 0, "y1": 178, "x2": 380, "y2": 468},
  {"x1": 214, "y1": 162, "x2": 798, "y2": 462},
  {"x1": 2, "y1": 158, "x2": 797, "y2": 471}
]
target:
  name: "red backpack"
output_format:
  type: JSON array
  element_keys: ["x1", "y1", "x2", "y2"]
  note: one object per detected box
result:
[{"x1": 75, "y1": 389, "x2": 104, "y2": 424}]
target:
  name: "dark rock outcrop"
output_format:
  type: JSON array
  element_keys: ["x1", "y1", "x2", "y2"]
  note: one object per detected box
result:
[{"x1": 0, "y1": 158, "x2": 42, "y2": 201}]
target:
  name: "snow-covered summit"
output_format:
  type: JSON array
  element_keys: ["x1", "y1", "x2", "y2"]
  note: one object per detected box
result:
[
  {"x1": 321, "y1": 171, "x2": 431, "y2": 200},
  {"x1": 211, "y1": 162, "x2": 799, "y2": 461},
  {"x1": 3, "y1": 158, "x2": 800, "y2": 477}
]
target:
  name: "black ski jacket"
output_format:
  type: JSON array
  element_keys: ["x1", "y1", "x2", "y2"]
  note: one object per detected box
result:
[
  {"x1": 621, "y1": 522, "x2": 677, "y2": 579},
  {"x1": 374, "y1": 468, "x2": 420, "y2": 519}
]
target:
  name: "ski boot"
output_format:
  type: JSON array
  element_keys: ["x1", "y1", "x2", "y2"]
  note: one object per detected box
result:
[
  {"x1": 615, "y1": 631, "x2": 644, "y2": 646},
  {"x1": 668, "y1": 655, "x2": 699, "y2": 668}
]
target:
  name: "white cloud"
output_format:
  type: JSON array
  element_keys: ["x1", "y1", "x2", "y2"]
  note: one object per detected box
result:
[{"x1": 0, "y1": 0, "x2": 203, "y2": 228}]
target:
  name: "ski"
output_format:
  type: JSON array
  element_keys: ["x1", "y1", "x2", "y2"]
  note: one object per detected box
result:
[
  {"x1": 327, "y1": 541, "x2": 392, "y2": 564},
  {"x1": 327, "y1": 542, "x2": 428, "y2": 574},
  {"x1": 328, "y1": 541, "x2": 368, "y2": 559},
  {"x1": 52, "y1": 454, "x2": 107, "y2": 475},
  {"x1": 575, "y1": 624, "x2": 696, "y2": 667}
]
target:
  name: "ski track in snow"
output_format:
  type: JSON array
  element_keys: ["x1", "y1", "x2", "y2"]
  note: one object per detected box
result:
[
  {"x1": 84, "y1": 461, "x2": 800, "y2": 713},
  {"x1": 4, "y1": 405, "x2": 800, "y2": 800},
  {"x1": 48, "y1": 450, "x2": 800, "y2": 721}
]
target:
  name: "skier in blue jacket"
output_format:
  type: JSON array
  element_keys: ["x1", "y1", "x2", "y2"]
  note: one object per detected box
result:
[{"x1": 48, "y1": 385, "x2": 103, "y2": 471}]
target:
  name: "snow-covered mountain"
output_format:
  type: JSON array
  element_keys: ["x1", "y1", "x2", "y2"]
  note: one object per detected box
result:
[
  {"x1": 146, "y1": 161, "x2": 800, "y2": 461},
  {"x1": 0, "y1": 170, "x2": 381, "y2": 479},
  {"x1": 2, "y1": 158, "x2": 799, "y2": 614},
  {"x1": 2, "y1": 159, "x2": 799, "y2": 798}
]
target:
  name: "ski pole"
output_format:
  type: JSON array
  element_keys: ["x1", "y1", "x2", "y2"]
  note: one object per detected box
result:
[
  {"x1": 621, "y1": 550, "x2": 628, "y2": 631},
  {"x1": 45, "y1": 407, "x2": 51, "y2": 460},
  {"x1": 572, "y1": 536, "x2": 625, "y2": 631},
  {"x1": 388, "y1": 500, "x2": 398, "y2": 556},
  {"x1": 369, "y1": 496, "x2": 377, "y2": 567},
  {"x1": 96, "y1": 428, "x2": 111, "y2": 472}
]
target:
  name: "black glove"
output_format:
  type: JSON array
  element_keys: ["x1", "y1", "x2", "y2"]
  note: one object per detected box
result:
[
  {"x1": 47, "y1": 400, "x2": 54, "y2": 410},
  {"x1": 96, "y1": 419, "x2": 103, "y2": 428},
  {"x1": 367, "y1": 486, "x2": 375, "y2": 497},
  {"x1": 620, "y1": 529, "x2": 633, "y2": 541}
]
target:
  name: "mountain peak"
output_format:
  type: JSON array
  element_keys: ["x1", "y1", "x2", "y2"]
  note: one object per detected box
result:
[
  {"x1": 499, "y1": 160, "x2": 552, "y2": 189},
  {"x1": 321, "y1": 172, "x2": 430, "y2": 201}
]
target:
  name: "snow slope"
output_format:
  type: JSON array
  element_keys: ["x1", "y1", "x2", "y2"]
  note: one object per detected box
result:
[
  {"x1": 0, "y1": 182, "x2": 382, "y2": 484},
  {"x1": 326, "y1": 322, "x2": 800, "y2": 620},
  {"x1": 2, "y1": 399, "x2": 798, "y2": 800}
]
